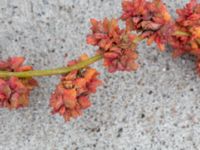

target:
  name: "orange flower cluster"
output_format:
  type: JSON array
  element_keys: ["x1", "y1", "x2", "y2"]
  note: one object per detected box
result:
[
  {"x1": 171, "y1": 0, "x2": 200, "y2": 58},
  {"x1": 50, "y1": 54, "x2": 102, "y2": 121},
  {"x1": 1, "y1": 0, "x2": 200, "y2": 123},
  {"x1": 0, "y1": 57, "x2": 38, "y2": 109},
  {"x1": 121, "y1": 0, "x2": 173, "y2": 51},
  {"x1": 87, "y1": 18, "x2": 138, "y2": 73}
]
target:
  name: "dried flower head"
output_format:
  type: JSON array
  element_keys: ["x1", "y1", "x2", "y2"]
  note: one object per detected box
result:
[
  {"x1": 121, "y1": 0, "x2": 173, "y2": 51},
  {"x1": 170, "y1": 0, "x2": 200, "y2": 58},
  {"x1": 87, "y1": 18, "x2": 138, "y2": 73},
  {"x1": 50, "y1": 54, "x2": 102, "y2": 121},
  {"x1": 0, "y1": 57, "x2": 38, "y2": 109},
  {"x1": 168, "y1": 0, "x2": 200, "y2": 74}
]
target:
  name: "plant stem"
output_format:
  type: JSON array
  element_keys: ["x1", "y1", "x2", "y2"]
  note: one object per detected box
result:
[
  {"x1": 173, "y1": 31, "x2": 200, "y2": 44},
  {"x1": 0, "y1": 54, "x2": 103, "y2": 78},
  {"x1": 173, "y1": 31, "x2": 190, "y2": 36},
  {"x1": 133, "y1": 35, "x2": 144, "y2": 44}
]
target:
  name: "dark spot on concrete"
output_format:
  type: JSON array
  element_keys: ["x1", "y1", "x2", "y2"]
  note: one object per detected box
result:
[
  {"x1": 166, "y1": 63, "x2": 170, "y2": 71},
  {"x1": 50, "y1": 49, "x2": 55, "y2": 53},
  {"x1": 141, "y1": 113, "x2": 145, "y2": 118},
  {"x1": 64, "y1": 53, "x2": 68, "y2": 57},
  {"x1": 59, "y1": 6, "x2": 63, "y2": 11},
  {"x1": 190, "y1": 88, "x2": 194, "y2": 91},
  {"x1": 148, "y1": 90, "x2": 153, "y2": 95},
  {"x1": 153, "y1": 56, "x2": 158, "y2": 62},
  {"x1": 91, "y1": 127, "x2": 100, "y2": 133},
  {"x1": 117, "y1": 128, "x2": 123, "y2": 137}
]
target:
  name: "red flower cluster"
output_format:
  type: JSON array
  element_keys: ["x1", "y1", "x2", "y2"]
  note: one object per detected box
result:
[
  {"x1": 171, "y1": 0, "x2": 200, "y2": 58},
  {"x1": 1, "y1": 0, "x2": 200, "y2": 123},
  {"x1": 169, "y1": 0, "x2": 200, "y2": 74},
  {"x1": 50, "y1": 54, "x2": 102, "y2": 121},
  {"x1": 87, "y1": 18, "x2": 138, "y2": 73},
  {"x1": 0, "y1": 57, "x2": 38, "y2": 109},
  {"x1": 121, "y1": 0, "x2": 173, "y2": 51}
]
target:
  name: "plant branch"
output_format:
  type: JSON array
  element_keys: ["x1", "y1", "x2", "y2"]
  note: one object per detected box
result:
[
  {"x1": 133, "y1": 35, "x2": 144, "y2": 44},
  {"x1": 0, "y1": 54, "x2": 103, "y2": 78},
  {"x1": 173, "y1": 31, "x2": 190, "y2": 36}
]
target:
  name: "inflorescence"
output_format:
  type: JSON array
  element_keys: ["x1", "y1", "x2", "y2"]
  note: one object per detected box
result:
[{"x1": 0, "y1": 0, "x2": 199, "y2": 122}]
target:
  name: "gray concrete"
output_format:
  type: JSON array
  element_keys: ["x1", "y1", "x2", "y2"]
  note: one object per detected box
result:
[{"x1": 0, "y1": 0, "x2": 200, "y2": 150}]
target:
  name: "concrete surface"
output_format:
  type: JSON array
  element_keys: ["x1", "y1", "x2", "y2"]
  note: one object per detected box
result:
[{"x1": 0, "y1": 0, "x2": 200, "y2": 150}]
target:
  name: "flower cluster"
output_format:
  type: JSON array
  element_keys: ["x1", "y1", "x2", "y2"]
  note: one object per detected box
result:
[
  {"x1": 170, "y1": 0, "x2": 200, "y2": 57},
  {"x1": 50, "y1": 54, "x2": 102, "y2": 121},
  {"x1": 0, "y1": 57, "x2": 38, "y2": 109},
  {"x1": 168, "y1": 0, "x2": 200, "y2": 74},
  {"x1": 0, "y1": 0, "x2": 200, "y2": 123},
  {"x1": 87, "y1": 18, "x2": 138, "y2": 73},
  {"x1": 121, "y1": 0, "x2": 173, "y2": 51}
]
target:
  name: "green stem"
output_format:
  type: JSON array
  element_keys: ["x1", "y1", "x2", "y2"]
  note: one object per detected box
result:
[
  {"x1": 173, "y1": 31, "x2": 190, "y2": 36},
  {"x1": 0, "y1": 54, "x2": 103, "y2": 78},
  {"x1": 133, "y1": 35, "x2": 144, "y2": 44},
  {"x1": 173, "y1": 31, "x2": 200, "y2": 45}
]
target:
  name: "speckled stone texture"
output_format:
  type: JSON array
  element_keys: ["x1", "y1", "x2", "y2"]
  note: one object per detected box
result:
[{"x1": 0, "y1": 0, "x2": 200, "y2": 150}]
